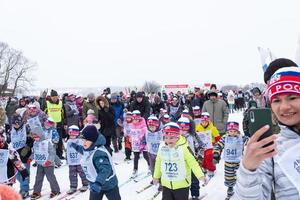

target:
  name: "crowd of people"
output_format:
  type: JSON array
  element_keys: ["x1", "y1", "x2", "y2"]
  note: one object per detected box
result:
[{"x1": 0, "y1": 57, "x2": 299, "y2": 200}]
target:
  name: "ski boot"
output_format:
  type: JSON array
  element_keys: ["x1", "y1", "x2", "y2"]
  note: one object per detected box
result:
[
  {"x1": 79, "y1": 185, "x2": 88, "y2": 192},
  {"x1": 30, "y1": 192, "x2": 41, "y2": 200},
  {"x1": 49, "y1": 191, "x2": 61, "y2": 198},
  {"x1": 66, "y1": 188, "x2": 77, "y2": 195}
]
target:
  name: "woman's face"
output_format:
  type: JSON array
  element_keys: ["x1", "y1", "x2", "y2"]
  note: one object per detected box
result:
[
  {"x1": 271, "y1": 95, "x2": 300, "y2": 127},
  {"x1": 99, "y1": 101, "x2": 105, "y2": 108}
]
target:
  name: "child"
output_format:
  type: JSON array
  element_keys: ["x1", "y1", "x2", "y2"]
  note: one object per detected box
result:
[
  {"x1": 145, "y1": 116, "x2": 163, "y2": 177},
  {"x1": 125, "y1": 110, "x2": 150, "y2": 177},
  {"x1": 29, "y1": 116, "x2": 60, "y2": 199},
  {"x1": 65, "y1": 125, "x2": 89, "y2": 194},
  {"x1": 192, "y1": 106, "x2": 201, "y2": 126},
  {"x1": 0, "y1": 126, "x2": 29, "y2": 186},
  {"x1": 71, "y1": 125, "x2": 121, "y2": 200},
  {"x1": 43, "y1": 117, "x2": 61, "y2": 168},
  {"x1": 177, "y1": 117, "x2": 205, "y2": 200},
  {"x1": 213, "y1": 121, "x2": 248, "y2": 199},
  {"x1": 123, "y1": 111, "x2": 133, "y2": 161},
  {"x1": 159, "y1": 114, "x2": 170, "y2": 129},
  {"x1": 9, "y1": 114, "x2": 33, "y2": 199},
  {"x1": 83, "y1": 109, "x2": 100, "y2": 130},
  {"x1": 153, "y1": 122, "x2": 205, "y2": 200},
  {"x1": 195, "y1": 112, "x2": 220, "y2": 179}
]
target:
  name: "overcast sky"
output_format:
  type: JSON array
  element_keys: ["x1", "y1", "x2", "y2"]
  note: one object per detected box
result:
[{"x1": 1, "y1": 0, "x2": 300, "y2": 89}]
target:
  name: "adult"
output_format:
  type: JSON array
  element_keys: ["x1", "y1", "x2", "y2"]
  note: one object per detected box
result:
[
  {"x1": 233, "y1": 67, "x2": 300, "y2": 199},
  {"x1": 63, "y1": 93, "x2": 80, "y2": 127},
  {"x1": 44, "y1": 89, "x2": 64, "y2": 159},
  {"x1": 151, "y1": 95, "x2": 165, "y2": 118},
  {"x1": 130, "y1": 91, "x2": 151, "y2": 120},
  {"x1": 110, "y1": 93, "x2": 124, "y2": 152},
  {"x1": 192, "y1": 87, "x2": 205, "y2": 110},
  {"x1": 202, "y1": 91, "x2": 229, "y2": 136},
  {"x1": 96, "y1": 96, "x2": 116, "y2": 155},
  {"x1": 82, "y1": 93, "x2": 98, "y2": 120},
  {"x1": 167, "y1": 97, "x2": 184, "y2": 122}
]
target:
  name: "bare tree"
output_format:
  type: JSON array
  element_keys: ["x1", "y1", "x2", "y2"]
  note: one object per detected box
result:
[
  {"x1": 0, "y1": 42, "x2": 36, "y2": 96},
  {"x1": 142, "y1": 81, "x2": 161, "y2": 94}
]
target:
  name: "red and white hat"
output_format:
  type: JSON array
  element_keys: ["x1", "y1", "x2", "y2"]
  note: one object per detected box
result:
[
  {"x1": 68, "y1": 125, "x2": 80, "y2": 136},
  {"x1": 200, "y1": 112, "x2": 210, "y2": 121},
  {"x1": 147, "y1": 116, "x2": 159, "y2": 127},
  {"x1": 226, "y1": 121, "x2": 239, "y2": 131},
  {"x1": 267, "y1": 67, "x2": 300, "y2": 102},
  {"x1": 132, "y1": 110, "x2": 141, "y2": 119},
  {"x1": 163, "y1": 122, "x2": 180, "y2": 136},
  {"x1": 177, "y1": 117, "x2": 190, "y2": 131}
]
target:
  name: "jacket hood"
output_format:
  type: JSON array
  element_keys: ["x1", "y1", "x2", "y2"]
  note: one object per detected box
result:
[
  {"x1": 85, "y1": 133, "x2": 107, "y2": 151},
  {"x1": 96, "y1": 96, "x2": 110, "y2": 108}
]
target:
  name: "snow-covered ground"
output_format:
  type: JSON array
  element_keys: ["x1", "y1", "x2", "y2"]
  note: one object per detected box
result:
[{"x1": 14, "y1": 111, "x2": 244, "y2": 200}]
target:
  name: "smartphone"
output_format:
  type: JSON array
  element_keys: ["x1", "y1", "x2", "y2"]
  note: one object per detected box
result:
[{"x1": 248, "y1": 108, "x2": 273, "y2": 147}]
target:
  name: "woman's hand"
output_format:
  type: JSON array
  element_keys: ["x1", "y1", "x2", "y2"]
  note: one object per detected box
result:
[{"x1": 243, "y1": 125, "x2": 277, "y2": 171}]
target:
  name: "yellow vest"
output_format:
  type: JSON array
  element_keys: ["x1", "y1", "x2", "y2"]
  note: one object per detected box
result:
[{"x1": 46, "y1": 101, "x2": 63, "y2": 123}]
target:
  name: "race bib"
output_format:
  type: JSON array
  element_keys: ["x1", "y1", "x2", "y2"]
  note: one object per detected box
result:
[
  {"x1": 224, "y1": 136, "x2": 243, "y2": 162},
  {"x1": 0, "y1": 149, "x2": 9, "y2": 167},
  {"x1": 67, "y1": 139, "x2": 82, "y2": 165},
  {"x1": 160, "y1": 146, "x2": 186, "y2": 181},
  {"x1": 146, "y1": 132, "x2": 163, "y2": 155},
  {"x1": 11, "y1": 126, "x2": 27, "y2": 150},
  {"x1": 277, "y1": 142, "x2": 300, "y2": 194},
  {"x1": 34, "y1": 140, "x2": 49, "y2": 165}
]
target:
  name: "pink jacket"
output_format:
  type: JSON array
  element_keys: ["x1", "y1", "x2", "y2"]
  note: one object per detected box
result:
[{"x1": 127, "y1": 118, "x2": 147, "y2": 152}]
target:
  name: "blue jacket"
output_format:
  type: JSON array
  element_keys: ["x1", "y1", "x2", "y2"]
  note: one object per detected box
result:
[
  {"x1": 111, "y1": 101, "x2": 124, "y2": 126},
  {"x1": 72, "y1": 133, "x2": 118, "y2": 191}
]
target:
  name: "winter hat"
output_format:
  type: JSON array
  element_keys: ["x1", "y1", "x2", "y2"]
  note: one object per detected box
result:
[
  {"x1": 267, "y1": 67, "x2": 300, "y2": 102},
  {"x1": 162, "y1": 114, "x2": 170, "y2": 123},
  {"x1": 125, "y1": 111, "x2": 133, "y2": 123},
  {"x1": 68, "y1": 125, "x2": 80, "y2": 136},
  {"x1": 192, "y1": 106, "x2": 200, "y2": 111},
  {"x1": 50, "y1": 90, "x2": 58, "y2": 97},
  {"x1": 226, "y1": 121, "x2": 239, "y2": 131},
  {"x1": 111, "y1": 93, "x2": 118, "y2": 100},
  {"x1": 207, "y1": 91, "x2": 218, "y2": 98},
  {"x1": 248, "y1": 100, "x2": 258, "y2": 109},
  {"x1": 181, "y1": 109, "x2": 190, "y2": 117},
  {"x1": 264, "y1": 58, "x2": 298, "y2": 84},
  {"x1": 163, "y1": 122, "x2": 180, "y2": 136},
  {"x1": 81, "y1": 125, "x2": 99, "y2": 142},
  {"x1": 147, "y1": 116, "x2": 159, "y2": 127},
  {"x1": 12, "y1": 114, "x2": 22, "y2": 125},
  {"x1": 45, "y1": 117, "x2": 55, "y2": 126},
  {"x1": 87, "y1": 109, "x2": 95, "y2": 115},
  {"x1": 132, "y1": 110, "x2": 141, "y2": 119},
  {"x1": 177, "y1": 117, "x2": 190, "y2": 131},
  {"x1": 200, "y1": 112, "x2": 210, "y2": 121},
  {"x1": 251, "y1": 87, "x2": 262, "y2": 95},
  {"x1": 136, "y1": 92, "x2": 144, "y2": 98}
]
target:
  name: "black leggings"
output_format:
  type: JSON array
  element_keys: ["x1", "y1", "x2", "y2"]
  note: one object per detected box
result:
[
  {"x1": 133, "y1": 151, "x2": 150, "y2": 170},
  {"x1": 162, "y1": 187, "x2": 189, "y2": 200}
]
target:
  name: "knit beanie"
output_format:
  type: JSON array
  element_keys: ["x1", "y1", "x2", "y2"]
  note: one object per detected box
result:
[
  {"x1": 267, "y1": 67, "x2": 300, "y2": 102},
  {"x1": 81, "y1": 125, "x2": 99, "y2": 142}
]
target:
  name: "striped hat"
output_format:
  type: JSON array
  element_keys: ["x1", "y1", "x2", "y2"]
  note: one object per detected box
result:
[
  {"x1": 147, "y1": 116, "x2": 159, "y2": 127},
  {"x1": 267, "y1": 67, "x2": 300, "y2": 102},
  {"x1": 163, "y1": 122, "x2": 180, "y2": 136}
]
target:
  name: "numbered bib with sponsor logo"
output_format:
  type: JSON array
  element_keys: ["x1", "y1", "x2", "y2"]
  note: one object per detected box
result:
[
  {"x1": 130, "y1": 129, "x2": 142, "y2": 152},
  {"x1": 0, "y1": 149, "x2": 9, "y2": 183},
  {"x1": 277, "y1": 142, "x2": 300, "y2": 194},
  {"x1": 160, "y1": 145, "x2": 186, "y2": 182},
  {"x1": 11, "y1": 126, "x2": 27, "y2": 150},
  {"x1": 224, "y1": 136, "x2": 243, "y2": 162},
  {"x1": 81, "y1": 147, "x2": 115, "y2": 182},
  {"x1": 146, "y1": 131, "x2": 163, "y2": 155},
  {"x1": 67, "y1": 139, "x2": 82, "y2": 165},
  {"x1": 33, "y1": 140, "x2": 49, "y2": 165},
  {"x1": 197, "y1": 130, "x2": 213, "y2": 149}
]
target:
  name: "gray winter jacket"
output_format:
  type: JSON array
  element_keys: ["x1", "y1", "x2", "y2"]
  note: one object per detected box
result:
[
  {"x1": 202, "y1": 99, "x2": 229, "y2": 134},
  {"x1": 232, "y1": 126, "x2": 300, "y2": 200},
  {"x1": 64, "y1": 100, "x2": 79, "y2": 127}
]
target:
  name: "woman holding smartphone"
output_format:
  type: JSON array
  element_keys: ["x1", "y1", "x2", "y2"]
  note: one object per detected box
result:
[{"x1": 232, "y1": 66, "x2": 300, "y2": 200}]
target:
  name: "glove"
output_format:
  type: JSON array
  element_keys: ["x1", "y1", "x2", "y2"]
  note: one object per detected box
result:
[
  {"x1": 20, "y1": 169, "x2": 29, "y2": 181},
  {"x1": 90, "y1": 182, "x2": 101, "y2": 193},
  {"x1": 21, "y1": 146, "x2": 30, "y2": 157},
  {"x1": 27, "y1": 158, "x2": 32, "y2": 164},
  {"x1": 213, "y1": 153, "x2": 220, "y2": 164},
  {"x1": 43, "y1": 160, "x2": 52, "y2": 167},
  {"x1": 213, "y1": 158, "x2": 219, "y2": 164},
  {"x1": 70, "y1": 142, "x2": 77, "y2": 149}
]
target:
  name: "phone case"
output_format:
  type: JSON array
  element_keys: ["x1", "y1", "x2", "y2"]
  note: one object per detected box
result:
[{"x1": 248, "y1": 108, "x2": 273, "y2": 141}]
